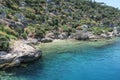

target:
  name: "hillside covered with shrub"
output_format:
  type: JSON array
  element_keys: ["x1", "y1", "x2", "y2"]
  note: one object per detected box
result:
[{"x1": 0, "y1": 0, "x2": 120, "y2": 50}]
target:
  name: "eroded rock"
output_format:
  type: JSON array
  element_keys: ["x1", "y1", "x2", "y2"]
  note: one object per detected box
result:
[{"x1": 0, "y1": 40, "x2": 42, "y2": 69}]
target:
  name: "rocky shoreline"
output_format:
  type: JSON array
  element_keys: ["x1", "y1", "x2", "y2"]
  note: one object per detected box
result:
[
  {"x1": 0, "y1": 26, "x2": 120, "y2": 69},
  {"x1": 0, "y1": 37, "x2": 119, "y2": 69},
  {"x1": 36, "y1": 25, "x2": 120, "y2": 43},
  {"x1": 0, "y1": 40, "x2": 42, "y2": 69}
]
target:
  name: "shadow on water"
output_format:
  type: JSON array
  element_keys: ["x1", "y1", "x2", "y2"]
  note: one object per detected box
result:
[
  {"x1": 9, "y1": 52, "x2": 68, "y2": 73},
  {"x1": 0, "y1": 58, "x2": 45, "y2": 79}
]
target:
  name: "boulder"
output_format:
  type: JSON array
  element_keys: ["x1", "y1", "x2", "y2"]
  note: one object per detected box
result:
[
  {"x1": 45, "y1": 32, "x2": 55, "y2": 39},
  {"x1": 100, "y1": 33, "x2": 108, "y2": 38},
  {"x1": 81, "y1": 25, "x2": 88, "y2": 31},
  {"x1": 0, "y1": 11, "x2": 6, "y2": 19},
  {"x1": 75, "y1": 31, "x2": 89, "y2": 40},
  {"x1": 27, "y1": 38, "x2": 38, "y2": 45},
  {"x1": 69, "y1": 33, "x2": 76, "y2": 39},
  {"x1": 87, "y1": 32, "x2": 96, "y2": 39},
  {"x1": 0, "y1": 40, "x2": 42, "y2": 69},
  {"x1": 41, "y1": 38, "x2": 53, "y2": 43},
  {"x1": 100, "y1": 33, "x2": 114, "y2": 39},
  {"x1": 107, "y1": 32, "x2": 114, "y2": 38},
  {"x1": 113, "y1": 27, "x2": 118, "y2": 36},
  {"x1": 58, "y1": 32, "x2": 68, "y2": 39}
]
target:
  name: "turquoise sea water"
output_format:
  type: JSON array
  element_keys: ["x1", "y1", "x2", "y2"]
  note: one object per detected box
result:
[{"x1": 1, "y1": 39, "x2": 120, "y2": 80}]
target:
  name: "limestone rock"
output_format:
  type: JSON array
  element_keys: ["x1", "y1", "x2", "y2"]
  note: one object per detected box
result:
[{"x1": 0, "y1": 40, "x2": 42, "y2": 69}]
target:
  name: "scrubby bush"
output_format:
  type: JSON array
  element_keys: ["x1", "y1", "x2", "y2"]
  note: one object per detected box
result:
[
  {"x1": 61, "y1": 25, "x2": 70, "y2": 32},
  {"x1": 0, "y1": 36, "x2": 9, "y2": 51},
  {"x1": 35, "y1": 29, "x2": 45, "y2": 38},
  {"x1": 21, "y1": 31, "x2": 28, "y2": 39},
  {"x1": 89, "y1": 27, "x2": 103, "y2": 35},
  {"x1": 88, "y1": 27, "x2": 113, "y2": 35},
  {"x1": 0, "y1": 25, "x2": 18, "y2": 39},
  {"x1": 34, "y1": 24, "x2": 45, "y2": 38}
]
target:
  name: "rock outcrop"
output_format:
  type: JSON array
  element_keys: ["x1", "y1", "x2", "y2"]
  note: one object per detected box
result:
[
  {"x1": 75, "y1": 31, "x2": 89, "y2": 40},
  {"x1": 41, "y1": 38, "x2": 53, "y2": 43},
  {"x1": 58, "y1": 32, "x2": 68, "y2": 39},
  {"x1": 0, "y1": 40, "x2": 42, "y2": 69},
  {"x1": 45, "y1": 32, "x2": 56, "y2": 39}
]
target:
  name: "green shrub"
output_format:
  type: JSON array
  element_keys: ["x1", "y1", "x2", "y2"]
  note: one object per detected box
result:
[
  {"x1": 0, "y1": 25, "x2": 19, "y2": 39},
  {"x1": 88, "y1": 27, "x2": 113, "y2": 35},
  {"x1": 89, "y1": 27, "x2": 103, "y2": 35},
  {"x1": 61, "y1": 25, "x2": 70, "y2": 32},
  {"x1": 35, "y1": 25, "x2": 45, "y2": 38},
  {"x1": 21, "y1": 32, "x2": 28, "y2": 39},
  {"x1": 71, "y1": 28, "x2": 76, "y2": 33},
  {"x1": 0, "y1": 36, "x2": 9, "y2": 51},
  {"x1": 35, "y1": 30, "x2": 45, "y2": 38}
]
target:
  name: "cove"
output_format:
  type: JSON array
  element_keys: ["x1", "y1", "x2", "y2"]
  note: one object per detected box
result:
[{"x1": 1, "y1": 39, "x2": 120, "y2": 80}]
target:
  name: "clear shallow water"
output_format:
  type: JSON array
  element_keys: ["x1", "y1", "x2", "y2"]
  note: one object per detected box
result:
[{"x1": 1, "y1": 39, "x2": 120, "y2": 80}]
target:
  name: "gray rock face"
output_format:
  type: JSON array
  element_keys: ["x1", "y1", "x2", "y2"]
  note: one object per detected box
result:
[
  {"x1": 0, "y1": 40, "x2": 42, "y2": 69},
  {"x1": 58, "y1": 32, "x2": 68, "y2": 39},
  {"x1": 69, "y1": 33, "x2": 76, "y2": 39},
  {"x1": 81, "y1": 25, "x2": 88, "y2": 31},
  {"x1": 113, "y1": 27, "x2": 120, "y2": 37},
  {"x1": 87, "y1": 32, "x2": 96, "y2": 39},
  {"x1": 19, "y1": 1, "x2": 26, "y2": 8},
  {"x1": 0, "y1": 6, "x2": 6, "y2": 19},
  {"x1": 75, "y1": 31, "x2": 89, "y2": 40},
  {"x1": 9, "y1": 21, "x2": 25, "y2": 29},
  {"x1": 27, "y1": 38, "x2": 38, "y2": 45},
  {"x1": 100, "y1": 33, "x2": 108, "y2": 38},
  {"x1": 113, "y1": 27, "x2": 118, "y2": 36},
  {"x1": 41, "y1": 38, "x2": 53, "y2": 43},
  {"x1": 0, "y1": 11, "x2": 6, "y2": 19},
  {"x1": 15, "y1": 13, "x2": 25, "y2": 22}
]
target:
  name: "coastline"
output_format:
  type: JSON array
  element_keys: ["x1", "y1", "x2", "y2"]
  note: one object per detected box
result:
[
  {"x1": 38, "y1": 38, "x2": 118, "y2": 55},
  {"x1": 39, "y1": 37, "x2": 117, "y2": 46},
  {"x1": 0, "y1": 38, "x2": 120, "y2": 80},
  {"x1": 0, "y1": 37, "x2": 118, "y2": 69}
]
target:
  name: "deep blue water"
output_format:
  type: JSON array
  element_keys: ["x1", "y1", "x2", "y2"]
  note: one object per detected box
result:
[{"x1": 1, "y1": 39, "x2": 120, "y2": 80}]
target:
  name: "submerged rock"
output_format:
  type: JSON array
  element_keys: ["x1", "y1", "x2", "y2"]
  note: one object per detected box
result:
[{"x1": 0, "y1": 40, "x2": 42, "y2": 69}]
